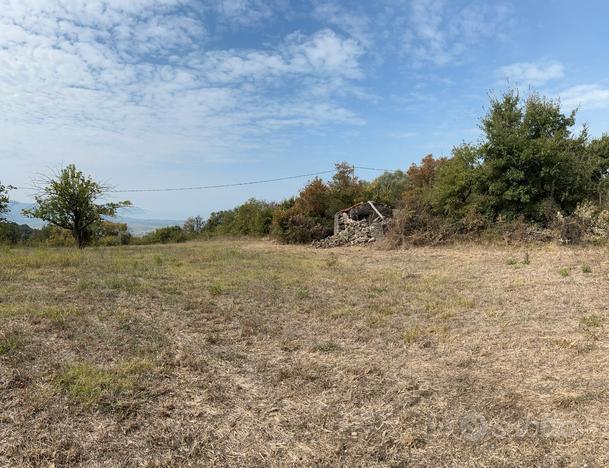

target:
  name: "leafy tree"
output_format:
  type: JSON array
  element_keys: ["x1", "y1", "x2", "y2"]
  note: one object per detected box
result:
[
  {"x1": 0, "y1": 222, "x2": 33, "y2": 245},
  {"x1": 91, "y1": 220, "x2": 131, "y2": 246},
  {"x1": 0, "y1": 181, "x2": 14, "y2": 221},
  {"x1": 140, "y1": 225, "x2": 185, "y2": 244},
  {"x1": 479, "y1": 90, "x2": 593, "y2": 221},
  {"x1": 23, "y1": 165, "x2": 131, "y2": 248},
  {"x1": 204, "y1": 210, "x2": 236, "y2": 234},
  {"x1": 364, "y1": 170, "x2": 409, "y2": 206},
  {"x1": 587, "y1": 134, "x2": 609, "y2": 204},
  {"x1": 401, "y1": 154, "x2": 447, "y2": 211},
  {"x1": 291, "y1": 178, "x2": 331, "y2": 219},
  {"x1": 230, "y1": 199, "x2": 275, "y2": 236},
  {"x1": 183, "y1": 215, "x2": 205, "y2": 235},
  {"x1": 328, "y1": 162, "x2": 366, "y2": 213},
  {"x1": 431, "y1": 144, "x2": 483, "y2": 217}
]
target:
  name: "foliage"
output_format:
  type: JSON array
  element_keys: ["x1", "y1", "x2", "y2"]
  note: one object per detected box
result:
[
  {"x1": 201, "y1": 199, "x2": 275, "y2": 237},
  {"x1": 478, "y1": 91, "x2": 593, "y2": 221},
  {"x1": 0, "y1": 181, "x2": 13, "y2": 220},
  {"x1": 139, "y1": 226, "x2": 186, "y2": 244},
  {"x1": 431, "y1": 145, "x2": 483, "y2": 218},
  {"x1": 183, "y1": 215, "x2": 204, "y2": 235},
  {"x1": 389, "y1": 89, "x2": 609, "y2": 245},
  {"x1": 272, "y1": 212, "x2": 331, "y2": 244},
  {"x1": 0, "y1": 222, "x2": 34, "y2": 245},
  {"x1": 23, "y1": 165, "x2": 131, "y2": 248},
  {"x1": 271, "y1": 163, "x2": 367, "y2": 243},
  {"x1": 91, "y1": 221, "x2": 131, "y2": 246},
  {"x1": 327, "y1": 162, "x2": 366, "y2": 213},
  {"x1": 401, "y1": 154, "x2": 447, "y2": 213},
  {"x1": 364, "y1": 170, "x2": 409, "y2": 206}
]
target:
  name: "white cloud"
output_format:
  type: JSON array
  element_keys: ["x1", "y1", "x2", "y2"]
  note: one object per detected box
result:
[
  {"x1": 401, "y1": 0, "x2": 511, "y2": 66},
  {"x1": 213, "y1": 0, "x2": 287, "y2": 27},
  {"x1": 191, "y1": 29, "x2": 363, "y2": 83},
  {"x1": 498, "y1": 61, "x2": 564, "y2": 86},
  {"x1": 387, "y1": 131, "x2": 417, "y2": 139},
  {"x1": 0, "y1": 0, "x2": 367, "y2": 174},
  {"x1": 558, "y1": 84, "x2": 609, "y2": 110},
  {"x1": 312, "y1": 1, "x2": 372, "y2": 48}
]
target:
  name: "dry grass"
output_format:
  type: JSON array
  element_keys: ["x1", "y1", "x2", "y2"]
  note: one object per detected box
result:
[{"x1": 1, "y1": 239, "x2": 609, "y2": 466}]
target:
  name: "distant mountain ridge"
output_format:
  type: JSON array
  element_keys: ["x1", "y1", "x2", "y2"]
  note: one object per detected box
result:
[{"x1": 5, "y1": 201, "x2": 183, "y2": 235}]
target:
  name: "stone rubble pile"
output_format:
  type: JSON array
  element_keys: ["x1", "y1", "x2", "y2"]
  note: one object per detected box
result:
[{"x1": 312, "y1": 213, "x2": 391, "y2": 248}]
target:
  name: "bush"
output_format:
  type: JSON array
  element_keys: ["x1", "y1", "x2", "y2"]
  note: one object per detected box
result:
[
  {"x1": 139, "y1": 226, "x2": 186, "y2": 244},
  {"x1": 91, "y1": 221, "x2": 131, "y2": 246},
  {"x1": 281, "y1": 214, "x2": 331, "y2": 244},
  {"x1": 201, "y1": 199, "x2": 275, "y2": 238},
  {"x1": 0, "y1": 222, "x2": 34, "y2": 245}
]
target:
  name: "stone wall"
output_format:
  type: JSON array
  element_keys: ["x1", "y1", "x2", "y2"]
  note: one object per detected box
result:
[{"x1": 312, "y1": 211, "x2": 392, "y2": 248}]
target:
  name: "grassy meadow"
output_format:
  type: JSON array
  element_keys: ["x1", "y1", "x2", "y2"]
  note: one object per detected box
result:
[{"x1": 2, "y1": 239, "x2": 609, "y2": 466}]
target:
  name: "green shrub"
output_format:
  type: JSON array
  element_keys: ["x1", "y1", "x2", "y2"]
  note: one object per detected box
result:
[{"x1": 139, "y1": 226, "x2": 186, "y2": 244}]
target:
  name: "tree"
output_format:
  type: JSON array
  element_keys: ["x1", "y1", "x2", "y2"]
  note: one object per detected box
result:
[
  {"x1": 23, "y1": 165, "x2": 131, "y2": 248},
  {"x1": 401, "y1": 154, "x2": 447, "y2": 211},
  {"x1": 328, "y1": 162, "x2": 366, "y2": 213},
  {"x1": 587, "y1": 134, "x2": 609, "y2": 205},
  {"x1": 364, "y1": 170, "x2": 409, "y2": 206},
  {"x1": 0, "y1": 181, "x2": 14, "y2": 221},
  {"x1": 292, "y1": 178, "x2": 332, "y2": 219},
  {"x1": 431, "y1": 144, "x2": 483, "y2": 217},
  {"x1": 183, "y1": 215, "x2": 205, "y2": 235},
  {"x1": 479, "y1": 90, "x2": 593, "y2": 221}
]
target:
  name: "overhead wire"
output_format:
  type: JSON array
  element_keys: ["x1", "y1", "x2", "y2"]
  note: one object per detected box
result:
[{"x1": 9, "y1": 165, "x2": 401, "y2": 194}]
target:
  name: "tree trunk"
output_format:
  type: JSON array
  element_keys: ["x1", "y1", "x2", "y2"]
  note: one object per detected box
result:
[{"x1": 73, "y1": 229, "x2": 85, "y2": 249}]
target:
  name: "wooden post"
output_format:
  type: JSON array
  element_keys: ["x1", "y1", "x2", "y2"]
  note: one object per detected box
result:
[{"x1": 367, "y1": 201, "x2": 384, "y2": 220}]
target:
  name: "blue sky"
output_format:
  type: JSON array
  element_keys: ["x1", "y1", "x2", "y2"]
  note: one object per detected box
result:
[{"x1": 2, "y1": 0, "x2": 609, "y2": 219}]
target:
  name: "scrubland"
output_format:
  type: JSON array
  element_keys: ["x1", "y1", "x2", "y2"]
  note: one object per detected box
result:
[{"x1": 1, "y1": 239, "x2": 609, "y2": 466}]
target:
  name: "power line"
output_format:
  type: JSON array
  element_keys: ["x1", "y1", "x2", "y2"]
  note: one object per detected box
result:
[
  {"x1": 10, "y1": 165, "x2": 402, "y2": 194},
  {"x1": 106, "y1": 169, "x2": 337, "y2": 193},
  {"x1": 355, "y1": 166, "x2": 402, "y2": 173}
]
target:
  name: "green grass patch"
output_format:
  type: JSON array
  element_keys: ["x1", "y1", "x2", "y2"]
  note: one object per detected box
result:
[
  {"x1": 0, "y1": 304, "x2": 82, "y2": 322},
  {"x1": 559, "y1": 267, "x2": 570, "y2": 277},
  {"x1": 102, "y1": 276, "x2": 139, "y2": 292},
  {"x1": 209, "y1": 284, "x2": 224, "y2": 296},
  {"x1": 55, "y1": 358, "x2": 152, "y2": 406},
  {"x1": 581, "y1": 314, "x2": 603, "y2": 329},
  {"x1": 296, "y1": 287, "x2": 310, "y2": 299},
  {"x1": 0, "y1": 331, "x2": 24, "y2": 355}
]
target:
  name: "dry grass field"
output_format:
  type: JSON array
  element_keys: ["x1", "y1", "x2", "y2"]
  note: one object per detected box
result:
[{"x1": 2, "y1": 239, "x2": 609, "y2": 466}]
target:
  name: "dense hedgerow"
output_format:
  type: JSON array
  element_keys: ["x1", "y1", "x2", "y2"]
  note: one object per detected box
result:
[
  {"x1": 4, "y1": 89, "x2": 609, "y2": 247},
  {"x1": 387, "y1": 90, "x2": 609, "y2": 245}
]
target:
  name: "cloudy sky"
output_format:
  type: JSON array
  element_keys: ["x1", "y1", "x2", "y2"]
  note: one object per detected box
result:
[{"x1": 2, "y1": 0, "x2": 609, "y2": 219}]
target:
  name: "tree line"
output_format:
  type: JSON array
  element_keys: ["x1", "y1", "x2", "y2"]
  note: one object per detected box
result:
[{"x1": 2, "y1": 89, "x2": 609, "y2": 248}]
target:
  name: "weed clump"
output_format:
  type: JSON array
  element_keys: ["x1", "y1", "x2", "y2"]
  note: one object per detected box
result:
[
  {"x1": 404, "y1": 325, "x2": 422, "y2": 344},
  {"x1": 581, "y1": 314, "x2": 603, "y2": 329},
  {"x1": 0, "y1": 331, "x2": 24, "y2": 355}
]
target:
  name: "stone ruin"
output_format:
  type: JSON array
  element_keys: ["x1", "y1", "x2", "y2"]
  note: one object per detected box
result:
[{"x1": 312, "y1": 201, "x2": 393, "y2": 248}]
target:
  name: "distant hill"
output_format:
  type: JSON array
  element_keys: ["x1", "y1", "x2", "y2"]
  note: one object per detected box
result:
[{"x1": 5, "y1": 201, "x2": 183, "y2": 235}]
